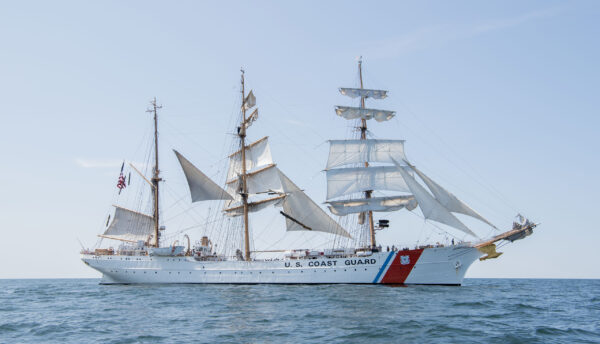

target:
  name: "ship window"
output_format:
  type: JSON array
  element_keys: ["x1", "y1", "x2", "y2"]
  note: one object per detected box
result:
[{"x1": 155, "y1": 272, "x2": 157, "y2": 274}]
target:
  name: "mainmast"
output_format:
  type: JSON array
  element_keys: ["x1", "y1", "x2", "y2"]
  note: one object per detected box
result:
[
  {"x1": 147, "y1": 98, "x2": 162, "y2": 248},
  {"x1": 358, "y1": 59, "x2": 377, "y2": 250},
  {"x1": 239, "y1": 69, "x2": 251, "y2": 261}
]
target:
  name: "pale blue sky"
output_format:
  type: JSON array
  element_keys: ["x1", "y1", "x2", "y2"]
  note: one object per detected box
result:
[{"x1": 1, "y1": 1, "x2": 598, "y2": 278}]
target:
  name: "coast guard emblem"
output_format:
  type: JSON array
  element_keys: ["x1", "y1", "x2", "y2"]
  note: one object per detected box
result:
[{"x1": 400, "y1": 255, "x2": 410, "y2": 265}]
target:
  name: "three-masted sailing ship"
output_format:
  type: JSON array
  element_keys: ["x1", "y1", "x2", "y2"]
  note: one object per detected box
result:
[{"x1": 81, "y1": 62, "x2": 537, "y2": 285}]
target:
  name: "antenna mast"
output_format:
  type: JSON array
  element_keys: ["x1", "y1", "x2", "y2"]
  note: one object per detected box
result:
[
  {"x1": 358, "y1": 58, "x2": 377, "y2": 250},
  {"x1": 239, "y1": 69, "x2": 251, "y2": 261},
  {"x1": 147, "y1": 97, "x2": 162, "y2": 248}
]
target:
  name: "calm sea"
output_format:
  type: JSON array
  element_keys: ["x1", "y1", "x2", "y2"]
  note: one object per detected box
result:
[{"x1": 0, "y1": 278, "x2": 598, "y2": 343}]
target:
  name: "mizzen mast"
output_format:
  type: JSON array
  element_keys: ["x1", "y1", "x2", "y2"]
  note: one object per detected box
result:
[{"x1": 147, "y1": 97, "x2": 162, "y2": 248}]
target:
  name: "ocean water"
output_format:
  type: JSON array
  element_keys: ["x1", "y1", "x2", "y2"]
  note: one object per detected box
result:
[{"x1": 0, "y1": 279, "x2": 598, "y2": 344}]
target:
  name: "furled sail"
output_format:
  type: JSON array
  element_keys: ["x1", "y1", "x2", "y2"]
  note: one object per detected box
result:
[
  {"x1": 327, "y1": 195, "x2": 417, "y2": 216},
  {"x1": 225, "y1": 163, "x2": 283, "y2": 196},
  {"x1": 326, "y1": 166, "x2": 411, "y2": 200},
  {"x1": 408, "y1": 164, "x2": 497, "y2": 229},
  {"x1": 227, "y1": 136, "x2": 273, "y2": 180},
  {"x1": 326, "y1": 139, "x2": 407, "y2": 170},
  {"x1": 392, "y1": 159, "x2": 479, "y2": 238},
  {"x1": 174, "y1": 150, "x2": 232, "y2": 202},
  {"x1": 339, "y1": 88, "x2": 388, "y2": 99},
  {"x1": 278, "y1": 170, "x2": 352, "y2": 238},
  {"x1": 335, "y1": 106, "x2": 395, "y2": 122},
  {"x1": 103, "y1": 206, "x2": 155, "y2": 243},
  {"x1": 223, "y1": 195, "x2": 286, "y2": 217}
]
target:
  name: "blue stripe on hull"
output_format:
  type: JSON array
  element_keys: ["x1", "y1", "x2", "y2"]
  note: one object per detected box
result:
[{"x1": 372, "y1": 252, "x2": 395, "y2": 283}]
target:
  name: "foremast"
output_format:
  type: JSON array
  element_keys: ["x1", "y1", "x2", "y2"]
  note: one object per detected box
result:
[
  {"x1": 239, "y1": 69, "x2": 251, "y2": 261},
  {"x1": 357, "y1": 59, "x2": 377, "y2": 250},
  {"x1": 147, "y1": 98, "x2": 162, "y2": 248}
]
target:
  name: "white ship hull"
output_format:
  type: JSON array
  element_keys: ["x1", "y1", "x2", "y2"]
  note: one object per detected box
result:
[{"x1": 82, "y1": 246, "x2": 483, "y2": 285}]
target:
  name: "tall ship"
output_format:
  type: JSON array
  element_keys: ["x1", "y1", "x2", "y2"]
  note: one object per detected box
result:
[{"x1": 81, "y1": 61, "x2": 537, "y2": 285}]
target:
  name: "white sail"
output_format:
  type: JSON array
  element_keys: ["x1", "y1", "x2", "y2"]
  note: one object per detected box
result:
[
  {"x1": 223, "y1": 195, "x2": 286, "y2": 217},
  {"x1": 278, "y1": 170, "x2": 351, "y2": 238},
  {"x1": 326, "y1": 139, "x2": 407, "y2": 169},
  {"x1": 409, "y1": 164, "x2": 497, "y2": 229},
  {"x1": 103, "y1": 206, "x2": 155, "y2": 243},
  {"x1": 243, "y1": 90, "x2": 256, "y2": 110},
  {"x1": 339, "y1": 88, "x2": 388, "y2": 99},
  {"x1": 174, "y1": 150, "x2": 232, "y2": 202},
  {"x1": 227, "y1": 136, "x2": 273, "y2": 180},
  {"x1": 335, "y1": 106, "x2": 395, "y2": 122},
  {"x1": 392, "y1": 159, "x2": 479, "y2": 238},
  {"x1": 327, "y1": 195, "x2": 417, "y2": 216},
  {"x1": 326, "y1": 166, "x2": 411, "y2": 200},
  {"x1": 225, "y1": 164, "x2": 283, "y2": 196}
]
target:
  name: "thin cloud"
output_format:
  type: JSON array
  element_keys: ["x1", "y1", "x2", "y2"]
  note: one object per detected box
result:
[
  {"x1": 474, "y1": 7, "x2": 561, "y2": 34},
  {"x1": 286, "y1": 119, "x2": 309, "y2": 127},
  {"x1": 76, "y1": 159, "x2": 148, "y2": 170},
  {"x1": 76, "y1": 159, "x2": 123, "y2": 169},
  {"x1": 366, "y1": 7, "x2": 562, "y2": 59}
]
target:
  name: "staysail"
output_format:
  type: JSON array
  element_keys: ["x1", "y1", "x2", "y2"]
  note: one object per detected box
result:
[
  {"x1": 392, "y1": 159, "x2": 479, "y2": 238},
  {"x1": 102, "y1": 206, "x2": 155, "y2": 243},
  {"x1": 174, "y1": 150, "x2": 232, "y2": 202},
  {"x1": 408, "y1": 163, "x2": 497, "y2": 229},
  {"x1": 278, "y1": 170, "x2": 352, "y2": 238}
]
